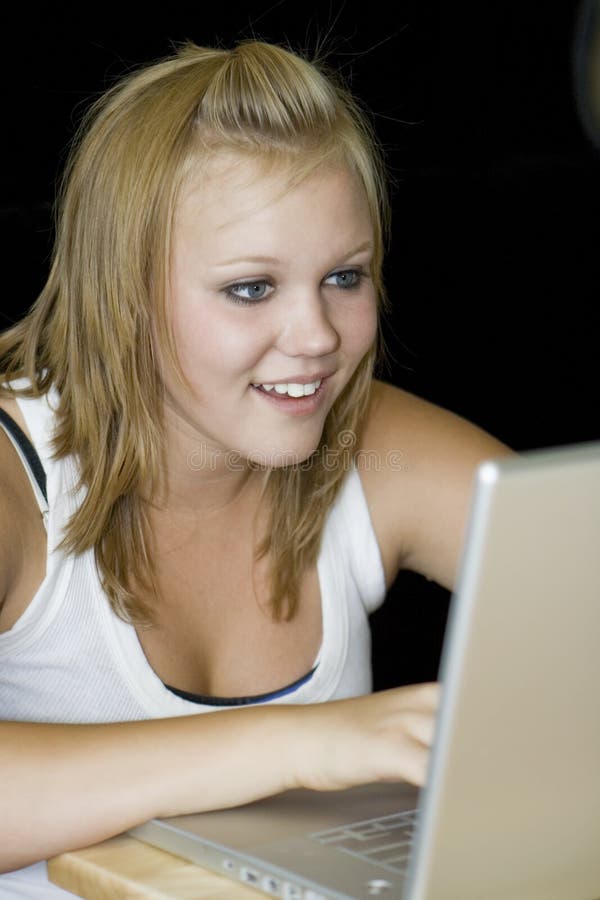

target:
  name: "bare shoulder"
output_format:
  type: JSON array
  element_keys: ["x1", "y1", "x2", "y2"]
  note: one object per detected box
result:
[
  {"x1": 0, "y1": 432, "x2": 26, "y2": 610},
  {"x1": 360, "y1": 380, "x2": 510, "y2": 465},
  {"x1": 0, "y1": 398, "x2": 45, "y2": 625},
  {"x1": 357, "y1": 379, "x2": 514, "y2": 591}
]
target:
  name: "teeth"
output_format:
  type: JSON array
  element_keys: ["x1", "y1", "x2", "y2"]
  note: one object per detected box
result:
[
  {"x1": 302, "y1": 381, "x2": 320, "y2": 396},
  {"x1": 253, "y1": 380, "x2": 322, "y2": 397}
]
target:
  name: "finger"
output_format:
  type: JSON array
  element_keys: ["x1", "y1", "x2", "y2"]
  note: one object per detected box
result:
[
  {"x1": 412, "y1": 681, "x2": 441, "y2": 711},
  {"x1": 396, "y1": 743, "x2": 431, "y2": 788},
  {"x1": 402, "y1": 710, "x2": 437, "y2": 748}
]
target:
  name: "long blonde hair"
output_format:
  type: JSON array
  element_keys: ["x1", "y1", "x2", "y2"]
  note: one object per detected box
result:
[{"x1": 0, "y1": 40, "x2": 390, "y2": 622}]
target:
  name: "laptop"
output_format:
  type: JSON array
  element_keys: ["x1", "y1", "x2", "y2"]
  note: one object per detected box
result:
[{"x1": 130, "y1": 440, "x2": 600, "y2": 900}]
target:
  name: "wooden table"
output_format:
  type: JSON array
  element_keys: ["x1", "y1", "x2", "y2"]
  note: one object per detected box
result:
[{"x1": 48, "y1": 835, "x2": 262, "y2": 899}]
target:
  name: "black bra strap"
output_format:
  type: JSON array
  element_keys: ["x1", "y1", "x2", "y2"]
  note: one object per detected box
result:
[{"x1": 0, "y1": 406, "x2": 48, "y2": 503}]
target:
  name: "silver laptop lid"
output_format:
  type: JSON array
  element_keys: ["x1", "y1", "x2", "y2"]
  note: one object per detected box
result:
[{"x1": 406, "y1": 441, "x2": 600, "y2": 900}]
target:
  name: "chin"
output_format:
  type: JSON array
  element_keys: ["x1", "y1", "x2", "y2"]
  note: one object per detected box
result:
[{"x1": 246, "y1": 440, "x2": 322, "y2": 471}]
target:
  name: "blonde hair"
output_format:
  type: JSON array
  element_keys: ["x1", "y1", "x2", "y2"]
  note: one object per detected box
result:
[{"x1": 0, "y1": 40, "x2": 390, "y2": 622}]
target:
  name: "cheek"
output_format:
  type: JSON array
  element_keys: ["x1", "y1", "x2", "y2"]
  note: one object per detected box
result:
[
  {"x1": 341, "y1": 296, "x2": 379, "y2": 356},
  {"x1": 364, "y1": 300, "x2": 379, "y2": 347},
  {"x1": 171, "y1": 297, "x2": 271, "y2": 378}
]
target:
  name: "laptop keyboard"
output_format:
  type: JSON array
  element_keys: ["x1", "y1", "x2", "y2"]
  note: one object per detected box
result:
[{"x1": 310, "y1": 809, "x2": 418, "y2": 874}]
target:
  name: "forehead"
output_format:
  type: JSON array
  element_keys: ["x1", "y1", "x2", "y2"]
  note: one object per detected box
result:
[{"x1": 173, "y1": 151, "x2": 372, "y2": 240}]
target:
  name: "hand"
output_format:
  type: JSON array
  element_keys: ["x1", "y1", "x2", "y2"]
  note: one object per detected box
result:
[
  {"x1": 0, "y1": 687, "x2": 439, "y2": 871},
  {"x1": 292, "y1": 683, "x2": 440, "y2": 792}
]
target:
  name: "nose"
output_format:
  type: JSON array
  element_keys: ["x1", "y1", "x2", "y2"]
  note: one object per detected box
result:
[{"x1": 275, "y1": 290, "x2": 341, "y2": 358}]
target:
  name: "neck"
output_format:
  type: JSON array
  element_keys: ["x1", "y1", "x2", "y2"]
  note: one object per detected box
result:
[{"x1": 147, "y1": 396, "x2": 267, "y2": 518}]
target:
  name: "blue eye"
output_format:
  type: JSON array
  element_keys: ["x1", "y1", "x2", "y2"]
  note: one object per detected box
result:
[
  {"x1": 224, "y1": 281, "x2": 272, "y2": 305},
  {"x1": 325, "y1": 269, "x2": 363, "y2": 290}
]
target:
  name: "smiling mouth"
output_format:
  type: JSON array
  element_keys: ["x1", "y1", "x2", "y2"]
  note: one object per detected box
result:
[{"x1": 251, "y1": 379, "x2": 322, "y2": 398}]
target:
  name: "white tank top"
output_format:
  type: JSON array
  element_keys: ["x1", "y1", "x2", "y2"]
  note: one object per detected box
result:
[
  {"x1": 0, "y1": 384, "x2": 387, "y2": 898},
  {"x1": 0, "y1": 384, "x2": 387, "y2": 724}
]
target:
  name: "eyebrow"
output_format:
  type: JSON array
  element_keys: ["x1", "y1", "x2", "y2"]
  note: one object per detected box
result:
[{"x1": 214, "y1": 241, "x2": 374, "y2": 269}]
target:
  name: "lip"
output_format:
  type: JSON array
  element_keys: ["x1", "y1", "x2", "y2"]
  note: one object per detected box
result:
[
  {"x1": 251, "y1": 371, "x2": 335, "y2": 386},
  {"x1": 250, "y1": 374, "x2": 332, "y2": 416}
]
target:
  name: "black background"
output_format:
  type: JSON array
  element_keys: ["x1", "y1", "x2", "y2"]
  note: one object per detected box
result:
[{"x1": 2, "y1": 1, "x2": 598, "y2": 690}]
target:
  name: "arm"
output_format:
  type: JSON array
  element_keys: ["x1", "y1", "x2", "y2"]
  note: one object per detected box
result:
[
  {"x1": 0, "y1": 685, "x2": 438, "y2": 873},
  {"x1": 359, "y1": 381, "x2": 515, "y2": 590}
]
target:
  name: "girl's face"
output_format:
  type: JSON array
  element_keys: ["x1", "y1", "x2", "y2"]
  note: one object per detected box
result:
[{"x1": 163, "y1": 153, "x2": 378, "y2": 472}]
